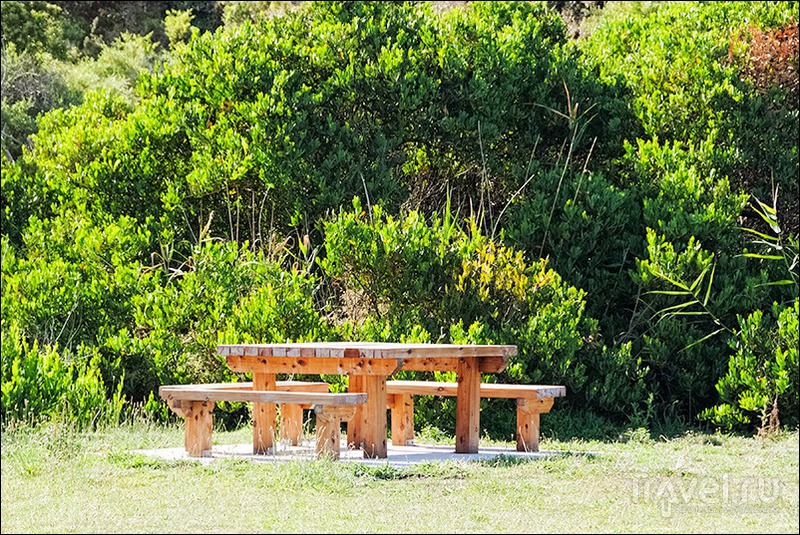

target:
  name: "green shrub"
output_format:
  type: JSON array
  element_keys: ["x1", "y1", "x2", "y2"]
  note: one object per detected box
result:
[
  {"x1": 581, "y1": 1, "x2": 798, "y2": 229},
  {"x1": 321, "y1": 198, "x2": 648, "y2": 436},
  {"x1": 0, "y1": 1, "x2": 79, "y2": 59},
  {"x1": 60, "y1": 32, "x2": 160, "y2": 103},
  {"x1": 0, "y1": 210, "x2": 153, "y2": 421},
  {"x1": 0, "y1": 6, "x2": 159, "y2": 159},
  {"x1": 634, "y1": 187, "x2": 798, "y2": 425},
  {"x1": 1, "y1": 320, "x2": 125, "y2": 429},
  {"x1": 1, "y1": 212, "x2": 151, "y2": 355},
  {"x1": 503, "y1": 130, "x2": 754, "y2": 423},
  {"x1": 107, "y1": 238, "x2": 328, "y2": 399},
  {"x1": 220, "y1": 2, "x2": 304, "y2": 26},
  {"x1": 0, "y1": 46, "x2": 82, "y2": 158},
  {"x1": 702, "y1": 300, "x2": 799, "y2": 432},
  {"x1": 502, "y1": 164, "x2": 643, "y2": 338},
  {"x1": 164, "y1": 9, "x2": 196, "y2": 47},
  {"x1": 126, "y1": 0, "x2": 633, "y2": 243},
  {"x1": 1, "y1": 98, "x2": 38, "y2": 159},
  {"x1": 581, "y1": 1, "x2": 797, "y2": 141},
  {"x1": 699, "y1": 192, "x2": 799, "y2": 432},
  {"x1": 2, "y1": 0, "x2": 798, "y2": 437}
]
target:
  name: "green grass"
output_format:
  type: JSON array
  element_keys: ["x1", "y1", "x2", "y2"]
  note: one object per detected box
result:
[{"x1": 1, "y1": 421, "x2": 798, "y2": 533}]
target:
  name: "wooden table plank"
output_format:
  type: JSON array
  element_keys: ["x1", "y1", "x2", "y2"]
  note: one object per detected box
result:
[
  {"x1": 160, "y1": 381, "x2": 330, "y2": 392},
  {"x1": 399, "y1": 356, "x2": 508, "y2": 373},
  {"x1": 226, "y1": 355, "x2": 402, "y2": 375},
  {"x1": 218, "y1": 342, "x2": 517, "y2": 359},
  {"x1": 160, "y1": 389, "x2": 367, "y2": 405},
  {"x1": 386, "y1": 381, "x2": 566, "y2": 399}
]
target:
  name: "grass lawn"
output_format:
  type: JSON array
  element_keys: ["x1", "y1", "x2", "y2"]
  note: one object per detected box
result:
[{"x1": 1, "y1": 421, "x2": 798, "y2": 533}]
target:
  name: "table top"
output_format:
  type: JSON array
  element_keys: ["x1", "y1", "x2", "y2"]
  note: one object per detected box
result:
[{"x1": 217, "y1": 342, "x2": 517, "y2": 359}]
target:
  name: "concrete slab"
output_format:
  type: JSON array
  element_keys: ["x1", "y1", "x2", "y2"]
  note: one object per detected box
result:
[{"x1": 133, "y1": 440, "x2": 567, "y2": 468}]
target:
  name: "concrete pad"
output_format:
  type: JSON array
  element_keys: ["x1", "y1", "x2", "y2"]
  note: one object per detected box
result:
[{"x1": 133, "y1": 440, "x2": 566, "y2": 468}]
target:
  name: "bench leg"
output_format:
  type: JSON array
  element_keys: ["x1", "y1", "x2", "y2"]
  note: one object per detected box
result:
[
  {"x1": 253, "y1": 372, "x2": 277, "y2": 454},
  {"x1": 388, "y1": 394, "x2": 414, "y2": 446},
  {"x1": 182, "y1": 400, "x2": 215, "y2": 457},
  {"x1": 280, "y1": 404, "x2": 305, "y2": 446},
  {"x1": 315, "y1": 405, "x2": 357, "y2": 460},
  {"x1": 516, "y1": 398, "x2": 554, "y2": 452}
]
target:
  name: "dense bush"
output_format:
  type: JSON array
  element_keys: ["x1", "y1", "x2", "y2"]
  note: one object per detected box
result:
[
  {"x1": 1, "y1": 298, "x2": 125, "y2": 428},
  {"x1": 115, "y1": 238, "x2": 329, "y2": 396},
  {"x1": 702, "y1": 300, "x2": 799, "y2": 431},
  {"x1": 321, "y1": 198, "x2": 647, "y2": 436},
  {"x1": 1, "y1": 1, "x2": 798, "y2": 437},
  {"x1": 581, "y1": 0, "x2": 798, "y2": 233},
  {"x1": 0, "y1": 1, "x2": 80, "y2": 59},
  {"x1": 1, "y1": 29, "x2": 160, "y2": 160},
  {"x1": 129, "y1": 0, "x2": 634, "y2": 246}
]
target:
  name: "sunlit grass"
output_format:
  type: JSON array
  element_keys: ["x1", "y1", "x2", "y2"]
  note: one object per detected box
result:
[{"x1": 2, "y1": 420, "x2": 797, "y2": 533}]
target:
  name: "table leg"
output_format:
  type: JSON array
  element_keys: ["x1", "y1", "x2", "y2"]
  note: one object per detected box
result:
[
  {"x1": 252, "y1": 372, "x2": 277, "y2": 454},
  {"x1": 348, "y1": 374, "x2": 388, "y2": 458},
  {"x1": 455, "y1": 357, "x2": 481, "y2": 453},
  {"x1": 363, "y1": 375, "x2": 388, "y2": 458},
  {"x1": 346, "y1": 374, "x2": 364, "y2": 450}
]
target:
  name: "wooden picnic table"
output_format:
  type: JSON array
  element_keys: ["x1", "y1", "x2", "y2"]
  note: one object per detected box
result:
[{"x1": 217, "y1": 342, "x2": 517, "y2": 458}]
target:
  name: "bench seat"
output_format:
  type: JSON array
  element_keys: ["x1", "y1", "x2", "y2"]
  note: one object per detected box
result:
[
  {"x1": 161, "y1": 380, "x2": 330, "y2": 393},
  {"x1": 385, "y1": 380, "x2": 566, "y2": 452},
  {"x1": 159, "y1": 382, "x2": 363, "y2": 459},
  {"x1": 164, "y1": 380, "x2": 332, "y2": 446}
]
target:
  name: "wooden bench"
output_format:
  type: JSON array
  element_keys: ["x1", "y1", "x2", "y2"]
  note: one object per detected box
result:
[
  {"x1": 159, "y1": 381, "x2": 365, "y2": 459},
  {"x1": 165, "y1": 380, "x2": 333, "y2": 446},
  {"x1": 385, "y1": 381, "x2": 566, "y2": 452}
]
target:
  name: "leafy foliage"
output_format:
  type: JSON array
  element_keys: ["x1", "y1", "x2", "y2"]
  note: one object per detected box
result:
[
  {"x1": 1, "y1": 1, "x2": 798, "y2": 437},
  {"x1": 1, "y1": 312, "x2": 125, "y2": 429},
  {"x1": 702, "y1": 301, "x2": 799, "y2": 432},
  {"x1": 731, "y1": 19, "x2": 798, "y2": 108},
  {"x1": 0, "y1": 1, "x2": 79, "y2": 59},
  {"x1": 321, "y1": 198, "x2": 646, "y2": 436}
]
